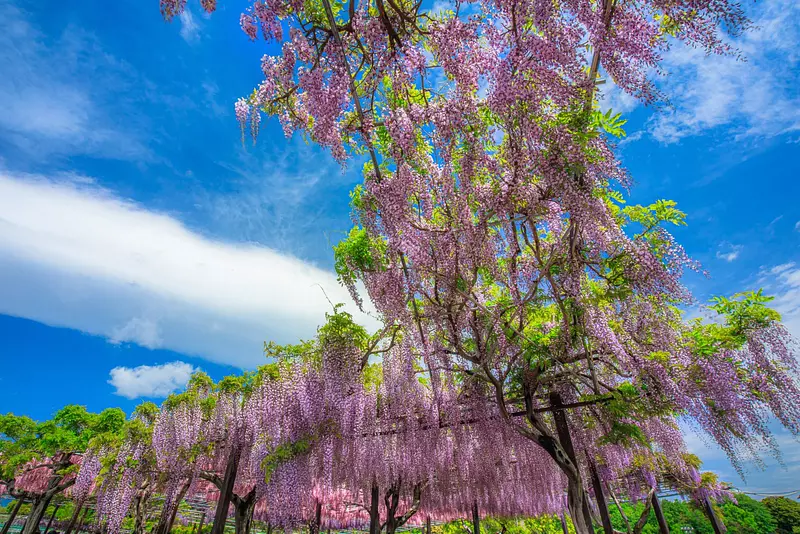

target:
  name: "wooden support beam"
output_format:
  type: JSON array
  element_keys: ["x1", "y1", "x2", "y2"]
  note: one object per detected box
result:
[{"x1": 651, "y1": 492, "x2": 670, "y2": 534}]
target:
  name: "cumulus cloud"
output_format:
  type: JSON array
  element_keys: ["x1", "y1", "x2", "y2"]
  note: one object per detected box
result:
[
  {"x1": 0, "y1": 171, "x2": 380, "y2": 367},
  {"x1": 108, "y1": 361, "x2": 196, "y2": 399},
  {"x1": 648, "y1": 0, "x2": 800, "y2": 143}
]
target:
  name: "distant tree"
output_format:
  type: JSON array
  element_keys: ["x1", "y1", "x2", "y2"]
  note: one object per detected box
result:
[
  {"x1": 720, "y1": 494, "x2": 777, "y2": 534},
  {"x1": 0, "y1": 406, "x2": 126, "y2": 534},
  {"x1": 762, "y1": 498, "x2": 800, "y2": 534}
]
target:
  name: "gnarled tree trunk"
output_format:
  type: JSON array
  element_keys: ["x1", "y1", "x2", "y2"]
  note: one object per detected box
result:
[
  {"x1": 152, "y1": 479, "x2": 190, "y2": 534},
  {"x1": 368, "y1": 482, "x2": 380, "y2": 534},
  {"x1": 232, "y1": 488, "x2": 257, "y2": 534},
  {"x1": 381, "y1": 481, "x2": 423, "y2": 534},
  {"x1": 211, "y1": 448, "x2": 240, "y2": 534},
  {"x1": 132, "y1": 483, "x2": 152, "y2": 534}
]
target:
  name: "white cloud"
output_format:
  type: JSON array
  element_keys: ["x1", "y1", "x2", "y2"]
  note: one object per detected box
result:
[
  {"x1": 762, "y1": 262, "x2": 800, "y2": 342},
  {"x1": 716, "y1": 242, "x2": 743, "y2": 262},
  {"x1": 110, "y1": 317, "x2": 163, "y2": 349},
  {"x1": 648, "y1": 0, "x2": 800, "y2": 143},
  {"x1": 0, "y1": 1, "x2": 150, "y2": 161},
  {"x1": 109, "y1": 361, "x2": 196, "y2": 399},
  {"x1": 0, "y1": 171, "x2": 380, "y2": 367},
  {"x1": 795, "y1": 221, "x2": 800, "y2": 231},
  {"x1": 597, "y1": 80, "x2": 639, "y2": 115},
  {"x1": 179, "y1": 10, "x2": 200, "y2": 43}
]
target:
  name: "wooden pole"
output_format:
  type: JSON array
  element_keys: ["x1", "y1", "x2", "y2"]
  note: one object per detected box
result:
[
  {"x1": 589, "y1": 462, "x2": 614, "y2": 534},
  {"x1": 77, "y1": 505, "x2": 91, "y2": 534},
  {"x1": 651, "y1": 493, "x2": 670, "y2": 534},
  {"x1": 197, "y1": 512, "x2": 207, "y2": 534},
  {"x1": 426, "y1": 517, "x2": 431, "y2": 534},
  {"x1": 1, "y1": 497, "x2": 26, "y2": 534},
  {"x1": 560, "y1": 513, "x2": 570, "y2": 534},
  {"x1": 65, "y1": 502, "x2": 84, "y2": 534},
  {"x1": 43, "y1": 503, "x2": 62, "y2": 534},
  {"x1": 703, "y1": 496, "x2": 726, "y2": 534},
  {"x1": 472, "y1": 500, "x2": 480, "y2": 534}
]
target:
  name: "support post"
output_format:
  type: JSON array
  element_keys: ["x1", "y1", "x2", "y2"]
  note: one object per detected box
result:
[
  {"x1": 589, "y1": 462, "x2": 614, "y2": 534},
  {"x1": 1, "y1": 497, "x2": 26, "y2": 534},
  {"x1": 65, "y1": 502, "x2": 84, "y2": 534},
  {"x1": 43, "y1": 503, "x2": 62, "y2": 534},
  {"x1": 197, "y1": 512, "x2": 207, "y2": 534},
  {"x1": 651, "y1": 493, "x2": 670, "y2": 534},
  {"x1": 426, "y1": 517, "x2": 431, "y2": 534},
  {"x1": 560, "y1": 513, "x2": 570, "y2": 534},
  {"x1": 78, "y1": 506, "x2": 91, "y2": 534},
  {"x1": 703, "y1": 496, "x2": 726, "y2": 534},
  {"x1": 472, "y1": 500, "x2": 480, "y2": 534}
]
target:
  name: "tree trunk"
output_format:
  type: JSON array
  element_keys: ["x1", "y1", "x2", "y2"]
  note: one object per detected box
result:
[
  {"x1": 133, "y1": 490, "x2": 151, "y2": 534},
  {"x1": 65, "y1": 502, "x2": 84, "y2": 534},
  {"x1": 43, "y1": 504, "x2": 61, "y2": 534},
  {"x1": 590, "y1": 461, "x2": 613, "y2": 534},
  {"x1": 1, "y1": 497, "x2": 25, "y2": 534},
  {"x1": 233, "y1": 490, "x2": 257, "y2": 534},
  {"x1": 472, "y1": 500, "x2": 480, "y2": 534},
  {"x1": 233, "y1": 502, "x2": 254, "y2": 534},
  {"x1": 426, "y1": 517, "x2": 431, "y2": 534},
  {"x1": 212, "y1": 449, "x2": 241, "y2": 534},
  {"x1": 549, "y1": 392, "x2": 594, "y2": 534},
  {"x1": 22, "y1": 493, "x2": 56, "y2": 534},
  {"x1": 632, "y1": 492, "x2": 655, "y2": 534},
  {"x1": 702, "y1": 496, "x2": 725, "y2": 534},
  {"x1": 153, "y1": 480, "x2": 190, "y2": 534},
  {"x1": 309, "y1": 500, "x2": 322, "y2": 534},
  {"x1": 368, "y1": 482, "x2": 380, "y2": 534},
  {"x1": 651, "y1": 493, "x2": 669, "y2": 534}
]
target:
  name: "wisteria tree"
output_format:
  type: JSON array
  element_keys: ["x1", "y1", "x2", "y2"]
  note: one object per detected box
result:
[{"x1": 153, "y1": 0, "x2": 800, "y2": 530}]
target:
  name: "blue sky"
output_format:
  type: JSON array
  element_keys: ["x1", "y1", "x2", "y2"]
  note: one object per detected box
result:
[{"x1": 0, "y1": 0, "x2": 799, "y2": 496}]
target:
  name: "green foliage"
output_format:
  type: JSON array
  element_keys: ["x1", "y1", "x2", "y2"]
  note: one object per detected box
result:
[
  {"x1": 0, "y1": 405, "x2": 128, "y2": 482},
  {"x1": 317, "y1": 303, "x2": 370, "y2": 352},
  {"x1": 591, "y1": 109, "x2": 627, "y2": 138},
  {"x1": 261, "y1": 438, "x2": 313, "y2": 484},
  {"x1": 688, "y1": 290, "x2": 782, "y2": 361},
  {"x1": 604, "y1": 494, "x2": 779, "y2": 534},
  {"x1": 333, "y1": 226, "x2": 387, "y2": 287},
  {"x1": 763, "y1": 497, "x2": 800, "y2": 534},
  {"x1": 721, "y1": 494, "x2": 778, "y2": 534}
]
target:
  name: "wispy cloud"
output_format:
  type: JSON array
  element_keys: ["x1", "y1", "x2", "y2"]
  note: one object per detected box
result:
[
  {"x1": 179, "y1": 10, "x2": 200, "y2": 43},
  {"x1": 109, "y1": 361, "x2": 196, "y2": 399},
  {"x1": 0, "y1": 171, "x2": 379, "y2": 367},
  {"x1": 760, "y1": 262, "x2": 800, "y2": 342},
  {"x1": 0, "y1": 1, "x2": 151, "y2": 161},
  {"x1": 716, "y1": 242, "x2": 743, "y2": 262},
  {"x1": 193, "y1": 139, "x2": 362, "y2": 261},
  {"x1": 648, "y1": 0, "x2": 800, "y2": 143}
]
